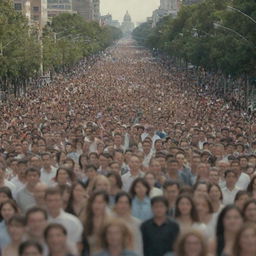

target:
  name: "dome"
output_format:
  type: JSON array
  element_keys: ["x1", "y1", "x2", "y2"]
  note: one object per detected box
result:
[{"x1": 123, "y1": 11, "x2": 131, "y2": 22}]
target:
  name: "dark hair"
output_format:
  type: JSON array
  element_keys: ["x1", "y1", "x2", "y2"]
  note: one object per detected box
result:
[
  {"x1": 247, "y1": 175, "x2": 256, "y2": 193},
  {"x1": 79, "y1": 154, "x2": 88, "y2": 169},
  {"x1": 25, "y1": 167, "x2": 40, "y2": 177},
  {"x1": 234, "y1": 191, "x2": 249, "y2": 202},
  {"x1": 25, "y1": 207, "x2": 48, "y2": 224},
  {"x1": 0, "y1": 199, "x2": 19, "y2": 220},
  {"x1": 106, "y1": 171, "x2": 123, "y2": 189},
  {"x1": 0, "y1": 186, "x2": 13, "y2": 200},
  {"x1": 163, "y1": 180, "x2": 181, "y2": 190},
  {"x1": 129, "y1": 178, "x2": 150, "y2": 198},
  {"x1": 208, "y1": 183, "x2": 223, "y2": 201},
  {"x1": 7, "y1": 215, "x2": 26, "y2": 226},
  {"x1": 224, "y1": 169, "x2": 237, "y2": 178},
  {"x1": 55, "y1": 166, "x2": 74, "y2": 183},
  {"x1": 44, "y1": 223, "x2": 67, "y2": 240},
  {"x1": 216, "y1": 205, "x2": 242, "y2": 256},
  {"x1": 45, "y1": 187, "x2": 62, "y2": 199},
  {"x1": 175, "y1": 194, "x2": 199, "y2": 222},
  {"x1": 151, "y1": 196, "x2": 169, "y2": 208},
  {"x1": 19, "y1": 240, "x2": 43, "y2": 255},
  {"x1": 242, "y1": 199, "x2": 256, "y2": 222},
  {"x1": 86, "y1": 164, "x2": 97, "y2": 172},
  {"x1": 115, "y1": 191, "x2": 132, "y2": 206}
]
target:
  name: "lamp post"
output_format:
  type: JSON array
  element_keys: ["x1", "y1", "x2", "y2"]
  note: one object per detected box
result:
[{"x1": 227, "y1": 6, "x2": 256, "y2": 25}]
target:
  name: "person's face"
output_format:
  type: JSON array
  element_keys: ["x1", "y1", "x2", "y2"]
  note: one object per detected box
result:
[
  {"x1": 46, "y1": 194, "x2": 62, "y2": 212},
  {"x1": 110, "y1": 163, "x2": 120, "y2": 173},
  {"x1": 209, "y1": 171, "x2": 219, "y2": 184},
  {"x1": 239, "y1": 228, "x2": 256, "y2": 253},
  {"x1": 225, "y1": 173, "x2": 237, "y2": 187},
  {"x1": 27, "y1": 212, "x2": 47, "y2": 238},
  {"x1": 134, "y1": 182, "x2": 147, "y2": 198},
  {"x1": 167, "y1": 162, "x2": 179, "y2": 172},
  {"x1": 1, "y1": 203, "x2": 16, "y2": 221},
  {"x1": 195, "y1": 198, "x2": 209, "y2": 216},
  {"x1": 245, "y1": 203, "x2": 256, "y2": 222},
  {"x1": 142, "y1": 142, "x2": 151, "y2": 153},
  {"x1": 235, "y1": 195, "x2": 249, "y2": 210},
  {"x1": 164, "y1": 185, "x2": 179, "y2": 203},
  {"x1": 208, "y1": 186, "x2": 221, "y2": 202},
  {"x1": 156, "y1": 157, "x2": 166, "y2": 169},
  {"x1": 96, "y1": 179, "x2": 110, "y2": 193},
  {"x1": 106, "y1": 225, "x2": 122, "y2": 247},
  {"x1": 114, "y1": 135, "x2": 122, "y2": 145},
  {"x1": 152, "y1": 202, "x2": 167, "y2": 218},
  {"x1": 145, "y1": 174, "x2": 155, "y2": 187},
  {"x1": 8, "y1": 223, "x2": 25, "y2": 241},
  {"x1": 150, "y1": 160, "x2": 161, "y2": 173},
  {"x1": 176, "y1": 154, "x2": 185, "y2": 165},
  {"x1": 73, "y1": 184, "x2": 87, "y2": 201},
  {"x1": 42, "y1": 155, "x2": 51, "y2": 167},
  {"x1": 240, "y1": 158, "x2": 248, "y2": 168},
  {"x1": 194, "y1": 184, "x2": 207, "y2": 197},
  {"x1": 178, "y1": 198, "x2": 192, "y2": 216},
  {"x1": 115, "y1": 196, "x2": 130, "y2": 216},
  {"x1": 223, "y1": 209, "x2": 243, "y2": 233},
  {"x1": 184, "y1": 235, "x2": 203, "y2": 256},
  {"x1": 21, "y1": 245, "x2": 42, "y2": 256},
  {"x1": 26, "y1": 172, "x2": 40, "y2": 187},
  {"x1": 99, "y1": 156, "x2": 108, "y2": 168},
  {"x1": 92, "y1": 195, "x2": 107, "y2": 216},
  {"x1": 129, "y1": 156, "x2": 140, "y2": 171},
  {"x1": 46, "y1": 228, "x2": 66, "y2": 252},
  {"x1": 0, "y1": 192, "x2": 9, "y2": 204},
  {"x1": 56, "y1": 169, "x2": 69, "y2": 185},
  {"x1": 87, "y1": 168, "x2": 97, "y2": 179}
]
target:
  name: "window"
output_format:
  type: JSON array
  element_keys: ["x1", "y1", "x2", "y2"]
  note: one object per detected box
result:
[
  {"x1": 14, "y1": 3, "x2": 22, "y2": 10},
  {"x1": 33, "y1": 6, "x2": 39, "y2": 12}
]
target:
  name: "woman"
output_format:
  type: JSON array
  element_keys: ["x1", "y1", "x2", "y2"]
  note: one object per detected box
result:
[
  {"x1": 193, "y1": 182, "x2": 208, "y2": 198},
  {"x1": 234, "y1": 191, "x2": 250, "y2": 211},
  {"x1": 215, "y1": 205, "x2": 243, "y2": 256},
  {"x1": 232, "y1": 223, "x2": 256, "y2": 256},
  {"x1": 130, "y1": 178, "x2": 152, "y2": 221},
  {"x1": 93, "y1": 219, "x2": 138, "y2": 256},
  {"x1": 0, "y1": 187, "x2": 13, "y2": 205},
  {"x1": 18, "y1": 240, "x2": 43, "y2": 256},
  {"x1": 164, "y1": 230, "x2": 208, "y2": 256},
  {"x1": 243, "y1": 199, "x2": 256, "y2": 223},
  {"x1": 247, "y1": 176, "x2": 256, "y2": 199},
  {"x1": 149, "y1": 158, "x2": 166, "y2": 186},
  {"x1": 44, "y1": 223, "x2": 75, "y2": 256},
  {"x1": 175, "y1": 194, "x2": 205, "y2": 234},
  {"x1": 91, "y1": 175, "x2": 111, "y2": 195},
  {"x1": 66, "y1": 181, "x2": 88, "y2": 222},
  {"x1": 208, "y1": 184, "x2": 223, "y2": 214},
  {"x1": 2, "y1": 215, "x2": 26, "y2": 256},
  {"x1": 0, "y1": 200, "x2": 19, "y2": 250},
  {"x1": 106, "y1": 172, "x2": 122, "y2": 207},
  {"x1": 83, "y1": 190, "x2": 111, "y2": 255},
  {"x1": 114, "y1": 192, "x2": 143, "y2": 256},
  {"x1": 144, "y1": 172, "x2": 163, "y2": 198},
  {"x1": 54, "y1": 167, "x2": 74, "y2": 187}
]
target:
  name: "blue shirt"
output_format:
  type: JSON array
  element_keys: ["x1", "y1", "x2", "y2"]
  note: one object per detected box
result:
[
  {"x1": 93, "y1": 250, "x2": 138, "y2": 256},
  {"x1": 0, "y1": 221, "x2": 11, "y2": 249},
  {"x1": 132, "y1": 196, "x2": 152, "y2": 221}
]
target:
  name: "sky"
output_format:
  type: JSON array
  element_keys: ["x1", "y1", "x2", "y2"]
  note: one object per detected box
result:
[{"x1": 101, "y1": 0, "x2": 160, "y2": 24}]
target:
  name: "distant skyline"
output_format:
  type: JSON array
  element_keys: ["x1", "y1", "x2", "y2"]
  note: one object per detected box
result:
[{"x1": 101, "y1": 0, "x2": 160, "y2": 24}]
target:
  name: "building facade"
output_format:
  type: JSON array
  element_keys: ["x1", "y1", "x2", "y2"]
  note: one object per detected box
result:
[
  {"x1": 30, "y1": 0, "x2": 48, "y2": 28},
  {"x1": 47, "y1": 0, "x2": 74, "y2": 18},
  {"x1": 92, "y1": 0, "x2": 100, "y2": 21},
  {"x1": 13, "y1": 0, "x2": 31, "y2": 21},
  {"x1": 121, "y1": 11, "x2": 134, "y2": 36},
  {"x1": 72, "y1": 0, "x2": 93, "y2": 20}
]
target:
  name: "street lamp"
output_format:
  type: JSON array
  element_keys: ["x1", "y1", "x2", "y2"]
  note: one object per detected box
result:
[{"x1": 227, "y1": 6, "x2": 256, "y2": 25}]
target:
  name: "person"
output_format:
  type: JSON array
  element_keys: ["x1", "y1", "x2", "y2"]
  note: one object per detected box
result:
[
  {"x1": 193, "y1": 182, "x2": 208, "y2": 198},
  {"x1": 130, "y1": 178, "x2": 152, "y2": 221},
  {"x1": 208, "y1": 184, "x2": 223, "y2": 214},
  {"x1": 0, "y1": 187, "x2": 13, "y2": 205},
  {"x1": 16, "y1": 167, "x2": 40, "y2": 213},
  {"x1": 45, "y1": 187, "x2": 83, "y2": 245},
  {"x1": 243, "y1": 199, "x2": 256, "y2": 223},
  {"x1": 215, "y1": 205, "x2": 243, "y2": 256},
  {"x1": 2, "y1": 215, "x2": 26, "y2": 256},
  {"x1": 232, "y1": 223, "x2": 256, "y2": 256},
  {"x1": 141, "y1": 196, "x2": 179, "y2": 256},
  {"x1": 114, "y1": 192, "x2": 143, "y2": 256},
  {"x1": 234, "y1": 191, "x2": 250, "y2": 211},
  {"x1": 54, "y1": 167, "x2": 74, "y2": 187},
  {"x1": 0, "y1": 167, "x2": 16, "y2": 196},
  {"x1": 40, "y1": 153, "x2": 57, "y2": 186},
  {"x1": 144, "y1": 172, "x2": 163, "y2": 198},
  {"x1": 44, "y1": 223, "x2": 75, "y2": 256},
  {"x1": 164, "y1": 230, "x2": 208, "y2": 256},
  {"x1": 106, "y1": 172, "x2": 122, "y2": 207},
  {"x1": 93, "y1": 219, "x2": 138, "y2": 256},
  {"x1": 18, "y1": 240, "x2": 43, "y2": 256},
  {"x1": 247, "y1": 175, "x2": 256, "y2": 198}
]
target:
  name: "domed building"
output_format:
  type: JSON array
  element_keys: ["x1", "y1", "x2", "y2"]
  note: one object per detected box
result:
[{"x1": 121, "y1": 11, "x2": 134, "y2": 36}]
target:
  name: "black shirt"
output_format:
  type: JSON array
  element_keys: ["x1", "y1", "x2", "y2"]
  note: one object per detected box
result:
[{"x1": 141, "y1": 217, "x2": 180, "y2": 256}]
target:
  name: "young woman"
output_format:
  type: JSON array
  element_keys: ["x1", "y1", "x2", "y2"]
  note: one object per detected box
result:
[
  {"x1": 0, "y1": 187, "x2": 13, "y2": 210},
  {"x1": 54, "y1": 167, "x2": 74, "y2": 187},
  {"x1": 175, "y1": 194, "x2": 205, "y2": 235},
  {"x1": 193, "y1": 182, "x2": 208, "y2": 198},
  {"x1": 106, "y1": 172, "x2": 122, "y2": 207},
  {"x1": 83, "y1": 191, "x2": 111, "y2": 255},
  {"x1": 207, "y1": 184, "x2": 223, "y2": 214},
  {"x1": 144, "y1": 172, "x2": 163, "y2": 198},
  {"x1": 234, "y1": 191, "x2": 250, "y2": 211},
  {"x1": 18, "y1": 240, "x2": 43, "y2": 256},
  {"x1": 232, "y1": 223, "x2": 256, "y2": 256},
  {"x1": 215, "y1": 205, "x2": 243, "y2": 256},
  {"x1": 65, "y1": 181, "x2": 88, "y2": 222},
  {"x1": 0, "y1": 200, "x2": 19, "y2": 250},
  {"x1": 93, "y1": 219, "x2": 138, "y2": 256},
  {"x1": 2, "y1": 215, "x2": 26, "y2": 256},
  {"x1": 247, "y1": 176, "x2": 256, "y2": 199},
  {"x1": 243, "y1": 199, "x2": 256, "y2": 223},
  {"x1": 130, "y1": 178, "x2": 152, "y2": 221}
]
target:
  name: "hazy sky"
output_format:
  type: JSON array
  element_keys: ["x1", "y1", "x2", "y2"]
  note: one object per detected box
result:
[{"x1": 101, "y1": 0, "x2": 160, "y2": 24}]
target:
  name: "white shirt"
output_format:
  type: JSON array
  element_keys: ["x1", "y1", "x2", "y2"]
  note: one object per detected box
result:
[
  {"x1": 40, "y1": 166, "x2": 57, "y2": 186},
  {"x1": 48, "y1": 210, "x2": 83, "y2": 243},
  {"x1": 3, "y1": 180, "x2": 16, "y2": 197},
  {"x1": 222, "y1": 186, "x2": 240, "y2": 205},
  {"x1": 236, "y1": 172, "x2": 250, "y2": 190},
  {"x1": 121, "y1": 171, "x2": 144, "y2": 192}
]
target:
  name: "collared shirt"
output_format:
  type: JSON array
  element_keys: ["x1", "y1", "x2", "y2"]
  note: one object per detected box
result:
[
  {"x1": 16, "y1": 186, "x2": 36, "y2": 213},
  {"x1": 40, "y1": 166, "x2": 57, "y2": 186},
  {"x1": 222, "y1": 186, "x2": 240, "y2": 205},
  {"x1": 48, "y1": 209, "x2": 83, "y2": 243},
  {"x1": 121, "y1": 171, "x2": 144, "y2": 192},
  {"x1": 141, "y1": 218, "x2": 180, "y2": 256},
  {"x1": 132, "y1": 196, "x2": 152, "y2": 221}
]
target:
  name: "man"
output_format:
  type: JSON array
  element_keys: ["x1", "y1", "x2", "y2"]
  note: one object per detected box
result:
[
  {"x1": 34, "y1": 182, "x2": 48, "y2": 208},
  {"x1": 141, "y1": 139, "x2": 154, "y2": 167},
  {"x1": 40, "y1": 153, "x2": 57, "y2": 186},
  {"x1": 16, "y1": 167, "x2": 39, "y2": 213},
  {"x1": 45, "y1": 187, "x2": 83, "y2": 245},
  {"x1": 121, "y1": 155, "x2": 144, "y2": 192},
  {"x1": 141, "y1": 196, "x2": 180, "y2": 256},
  {"x1": 231, "y1": 159, "x2": 250, "y2": 190},
  {"x1": 0, "y1": 166, "x2": 16, "y2": 196}
]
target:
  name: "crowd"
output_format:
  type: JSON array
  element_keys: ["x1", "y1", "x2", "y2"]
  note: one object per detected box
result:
[{"x1": 0, "y1": 38, "x2": 256, "y2": 256}]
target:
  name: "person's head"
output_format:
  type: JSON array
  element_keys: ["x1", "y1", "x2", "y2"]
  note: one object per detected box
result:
[
  {"x1": 151, "y1": 196, "x2": 169, "y2": 218},
  {"x1": 55, "y1": 167, "x2": 73, "y2": 185},
  {"x1": 234, "y1": 191, "x2": 250, "y2": 210},
  {"x1": 230, "y1": 160, "x2": 241, "y2": 175},
  {"x1": 163, "y1": 180, "x2": 180, "y2": 203},
  {"x1": 175, "y1": 230, "x2": 208, "y2": 256},
  {"x1": 149, "y1": 158, "x2": 162, "y2": 173},
  {"x1": 144, "y1": 171, "x2": 157, "y2": 188},
  {"x1": 224, "y1": 169, "x2": 238, "y2": 187},
  {"x1": 208, "y1": 183, "x2": 223, "y2": 203},
  {"x1": 194, "y1": 195, "x2": 214, "y2": 219},
  {"x1": 166, "y1": 159, "x2": 179, "y2": 172},
  {"x1": 45, "y1": 187, "x2": 63, "y2": 215},
  {"x1": 92, "y1": 175, "x2": 111, "y2": 193},
  {"x1": 79, "y1": 154, "x2": 88, "y2": 170},
  {"x1": 0, "y1": 199, "x2": 19, "y2": 222},
  {"x1": 142, "y1": 140, "x2": 152, "y2": 154},
  {"x1": 128, "y1": 155, "x2": 141, "y2": 171},
  {"x1": 232, "y1": 223, "x2": 256, "y2": 256},
  {"x1": 99, "y1": 219, "x2": 133, "y2": 250},
  {"x1": 34, "y1": 183, "x2": 48, "y2": 204},
  {"x1": 19, "y1": 240, "x2": 43, "y2": 256},
  {"x1": 176, "y1": 152, "x2": 186, "y2": 166},
  {"x1": 239, "y1": 156, "x2": 248, "y2": 169},
  {"x1": 193, "y1": 182, "x2": 208, "y2": 198},
  {"x1": 44, "y1": 223, "x2": 68, "y2": 253},
  {"x1": 0, "y1": 186, "x2": 13, "y2": 204},
  {"x1": 247, "y1": 175, "x2": 256, "y2": 194},
  {"x1": 114, "y1": 191, "x2": 132, "y2": 216},
  {"x1": 7, "y1": 215, "x2": 26, "y2": 242},
  {"x1": 86, "y1": 164, "x2": 98, "y2": 180},
  {"x1": 106, "y1": 171, "x2": 122, "y2": 189},
  {"x1": 175, "y1": 194, "x2": 198, "y2": 222},
  {"x1": 243, "y1": 199, "x2": 256, "y2": 223},
  {"x1": 109, "y1": 161, "x2": 121, "y2": 174},
  {"x1": 208, "y1": 168, "x2": 220, "y2": 184},
  {"x1": 25, "y1": 167, "x2": 40, "y2": 188},
  {"x1": 130, "y1": 177, "x2": 150, "y2": 199},
  {"x1": 41, "y1": 153, "x2": 52, "y2": 168},
  {"x1": 69, "y1": 181, "x2": 88, "y2": 203},
  {"x1": 25, "y1": 207, "x2": 48, "y2": 239}
]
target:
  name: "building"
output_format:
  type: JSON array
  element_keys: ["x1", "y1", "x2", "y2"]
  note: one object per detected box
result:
[
  {"x1": 92, "y1": 0, "x2": 100, "y2": 21},
  {"x1": 100, "y1": 14, "x2": 120, "y2": 28},
  {"x1": 72, "y1": 0, "x2": 93, "y2": 20},
  {"x1": 121, "y1": 11, "x2": 134, "y2": 35},
  {"x1": 13, "y1": 0, "x2": 31, "y2": 21},
  {"x1": 47, "y1": 0, "x2": 74, "y2": 18},
  {"x1": 152, "y1": 0, "x2": 181, "y2": 27},
  {"x1": 30, "y1": 0, "x2": 48, "y2": 28}
]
